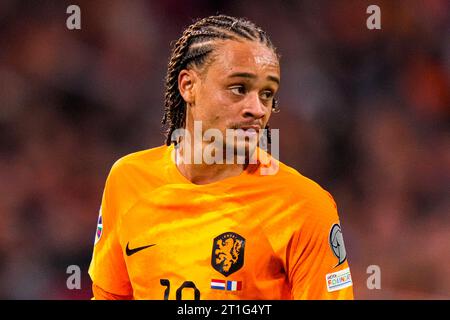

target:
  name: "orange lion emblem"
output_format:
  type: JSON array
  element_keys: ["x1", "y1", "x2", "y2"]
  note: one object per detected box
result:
[{"x1": 211, "y1": 232, "x2": 245, "y2": 276}]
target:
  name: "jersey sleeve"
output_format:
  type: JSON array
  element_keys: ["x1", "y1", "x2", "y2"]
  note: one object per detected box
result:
[
  {"x1": 88, "y1": 165, "x2": 133, "y2": 299},
  {"x1": 288, "y1": 192, "x2": 354, "y2": 300},
  {"x1": 92, "y1": 284, "x2": 133, "y2": 300}
]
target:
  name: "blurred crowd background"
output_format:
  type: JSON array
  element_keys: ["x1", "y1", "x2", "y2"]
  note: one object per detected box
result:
[{"x1": 0, "y1": 0, "x2": 448, "y2": 299}]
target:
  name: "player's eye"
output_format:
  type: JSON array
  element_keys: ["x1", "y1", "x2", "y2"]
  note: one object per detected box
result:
[
  {"x1": 260, "y1": 90, "x2": 274, "y2": 100},
  {"x1": 229, "y1": 85, "x2": 246, "y2": 96}
]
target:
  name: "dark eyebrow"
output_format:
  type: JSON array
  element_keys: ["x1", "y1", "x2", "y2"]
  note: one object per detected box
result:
[
  {"x1": 267, "y1": 75, "x2": 280, "y2": 85},
  {"x1": 228, "y1": 72, "x2": 280, "y2": 85}
]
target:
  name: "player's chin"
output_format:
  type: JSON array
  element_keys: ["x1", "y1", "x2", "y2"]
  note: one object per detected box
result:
[{"x1": 232, "y1": 140, "x2": 258, "y2": 159}]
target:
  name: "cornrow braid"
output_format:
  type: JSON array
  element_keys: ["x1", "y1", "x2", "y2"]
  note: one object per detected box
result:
[{"x1": 162, "y1": 15, "x2": 279, "y2": 146}]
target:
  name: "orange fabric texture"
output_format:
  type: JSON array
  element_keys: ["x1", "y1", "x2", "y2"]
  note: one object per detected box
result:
[{"x1": 88, "y1": 145, "x2": 354, "y2": 300}]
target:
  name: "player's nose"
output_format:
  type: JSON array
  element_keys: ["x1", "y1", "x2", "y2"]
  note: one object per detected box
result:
[{"x1": 242, "y1": 92, "x2": 266, "y2": 120}]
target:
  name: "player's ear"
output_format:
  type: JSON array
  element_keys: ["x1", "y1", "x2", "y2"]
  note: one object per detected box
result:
[{"x1": 178, "y1": 69, "x2": 198, "y2": 105}]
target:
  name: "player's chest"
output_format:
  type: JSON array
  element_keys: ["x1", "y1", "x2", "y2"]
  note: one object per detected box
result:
[{"x1": 118, "y1": 198, "x2": 288, "y2": 299}]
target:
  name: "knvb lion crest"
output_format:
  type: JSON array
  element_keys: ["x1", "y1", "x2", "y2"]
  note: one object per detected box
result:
[{"x1": 211, "y1": 232, "x2": 245, "y2": 277}]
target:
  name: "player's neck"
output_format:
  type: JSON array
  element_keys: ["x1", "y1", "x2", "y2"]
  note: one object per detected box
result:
[{"x1": 175, "y1": 141, "x2": 246, "y2": 185}]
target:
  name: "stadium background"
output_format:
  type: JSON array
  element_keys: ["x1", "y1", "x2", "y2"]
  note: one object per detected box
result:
[{"x1": 0, "y1": 0, "x2": 448, "y2": 299}]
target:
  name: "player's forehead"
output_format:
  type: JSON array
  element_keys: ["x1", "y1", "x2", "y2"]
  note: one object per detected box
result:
[{"x1": 208, "y1": 40, "x2": 280, "y2": 80}]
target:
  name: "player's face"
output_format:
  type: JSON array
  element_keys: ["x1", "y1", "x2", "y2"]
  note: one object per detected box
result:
[{"x1": 191, "y1": 40, "x2": 280, "y2": 156}]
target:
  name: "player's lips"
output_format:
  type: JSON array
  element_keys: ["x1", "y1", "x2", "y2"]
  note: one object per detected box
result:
[
  {"x1": 239, "y1": 125, "x2": 261, "y2": 131},
  {"x1": 238, "y1": 125, "x2": 260, "y2": 136},
  {"x1": 232, "y1": 124, "x2": 261, "y2": 133}
]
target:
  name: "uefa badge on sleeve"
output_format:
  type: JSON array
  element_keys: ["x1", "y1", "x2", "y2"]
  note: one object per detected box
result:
[
  {"x1": 94, "y1": 208, "x2": 103, "y2": 245},
  {"x1": 329, "y1": 223, "x2": 347, "y2": 267}
]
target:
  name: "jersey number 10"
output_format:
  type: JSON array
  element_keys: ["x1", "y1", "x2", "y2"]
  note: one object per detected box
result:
[{"x1": 160, "y1": 279, "x2": 201, "y2": 300}]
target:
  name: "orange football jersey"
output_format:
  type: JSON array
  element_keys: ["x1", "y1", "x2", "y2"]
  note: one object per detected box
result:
[{"x1": 88, "y1": 144, "x2": 354, "y2": 300}]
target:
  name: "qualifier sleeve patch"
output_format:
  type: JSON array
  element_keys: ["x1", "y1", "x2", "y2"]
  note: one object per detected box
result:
[{"x1": 326, "y1": 267, "x2": 353, "y2": 292}]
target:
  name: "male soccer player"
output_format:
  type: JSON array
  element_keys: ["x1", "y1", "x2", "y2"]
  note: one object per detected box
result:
[{"x1": 89, "y1": 15, "x2": 354, "y2": 300}]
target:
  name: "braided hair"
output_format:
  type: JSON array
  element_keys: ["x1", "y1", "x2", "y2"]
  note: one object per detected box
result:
[{"x1": 162, "y1": 15, "x2": 280, "y2": 146}]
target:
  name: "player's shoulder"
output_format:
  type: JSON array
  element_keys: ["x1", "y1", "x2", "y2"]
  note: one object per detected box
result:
[
  {"x1": 111, "y1": 145, "x2": 168, "y2": 170},
  {"x1": 269, "y1": 161, "x2": 340, "y2": 230},
  {"x1": 107, "y1": 145, "x2": 170, "y2": 180},
  {"x1": 273, "y1": 160, "x2": 337, "y2": 212},
  {"x1": 256, "y1": 148, "x2": 334, "y2": 207}
]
